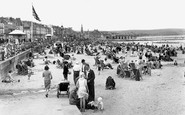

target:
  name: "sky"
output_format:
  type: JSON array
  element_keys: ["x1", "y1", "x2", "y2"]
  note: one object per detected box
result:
[{"x1": 0, "y1": 0, "x2": 185, "y2": 31}]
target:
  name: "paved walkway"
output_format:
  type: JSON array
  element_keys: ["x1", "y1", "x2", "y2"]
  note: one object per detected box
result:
[{"x1": 0, "y1": 91, "x2": 81, "y2": 115}]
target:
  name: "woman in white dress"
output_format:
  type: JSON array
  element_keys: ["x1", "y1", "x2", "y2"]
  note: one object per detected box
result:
[{"x1": 76, "y1": 72, "x2": 89, "y2": 112}]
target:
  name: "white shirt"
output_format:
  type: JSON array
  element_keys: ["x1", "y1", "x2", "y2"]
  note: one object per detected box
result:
[
  {"x1": 81, "y1": 64, "x2": 84, "y2": 72},
  {"x1": 73, "y1": 64, "x2": 81, "y2": 71},
  {"x1": 15, "y1": 38, "x2": 19, "y2": 45},
  {"x1": 86, "y1": 70, "x2": 90, "y2": 76}
]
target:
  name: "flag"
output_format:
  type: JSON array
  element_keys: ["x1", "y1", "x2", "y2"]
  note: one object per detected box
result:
[{"x1": 32, "y1": 5, "x2": 41, "y2": 21}]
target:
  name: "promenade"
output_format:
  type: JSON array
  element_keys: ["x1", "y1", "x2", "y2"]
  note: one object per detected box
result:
[{"x1": 0, "y1": 91, "x2": 81, "y2": 115}]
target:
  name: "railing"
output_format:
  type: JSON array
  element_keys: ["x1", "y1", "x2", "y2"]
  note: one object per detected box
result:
[
  {"x1": 0, "y1": 42, "x2": 38, "y2": 61},
  {"x1": 0, "y1": 49, "x2": 31, "y2": 78}
]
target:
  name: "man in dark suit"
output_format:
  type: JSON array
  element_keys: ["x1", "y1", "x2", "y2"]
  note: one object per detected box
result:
[
  {"x1": 86, "y1": 64, "x2": 95, "y2": 102},
  {"x1": 81, "y1": 59, "x2": 88, "y2": 76}
]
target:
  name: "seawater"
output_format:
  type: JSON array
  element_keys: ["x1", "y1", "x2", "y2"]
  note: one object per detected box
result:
[{"x1": 116, "y1": 40, "x2": 185, "y2": 47}]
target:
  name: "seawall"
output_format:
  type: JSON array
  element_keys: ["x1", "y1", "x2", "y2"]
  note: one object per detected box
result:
[{"x1": 0, "y1": 49, "x2": 31, "y2": 79}]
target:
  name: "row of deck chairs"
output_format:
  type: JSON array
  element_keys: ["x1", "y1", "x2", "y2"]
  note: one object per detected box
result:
[
  {"x1": 94, "y1": 57, "x2": 113, "y2": 70},
  {"x1": 148, "y1": 55, "x2": 173, "y2": 62},
  {"x1": 117, "y1": 62, "x2": 146, "y2": 81}
]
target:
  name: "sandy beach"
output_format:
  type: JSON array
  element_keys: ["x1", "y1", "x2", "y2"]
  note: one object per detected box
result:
[
  {"x1": 1, "y1": 48, "x2": 185, "y2": 115},
  {"x1": 78, "y1": 50, "x2": 185, "y2": 115}
]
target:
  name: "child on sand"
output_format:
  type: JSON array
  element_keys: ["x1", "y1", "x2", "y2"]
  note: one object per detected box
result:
[
  {"x1": 174, "y1": 60, "x2": 178, "y2": 66},
  {"x1": 97, "y1": 59, "x2": 101, "y2": 75},
  {"x1": 97, "y1": 63, "x2": 101, "y2": 75},
  {"x1": 28, "y1": 66, "x2": 32, "y2": 80}
]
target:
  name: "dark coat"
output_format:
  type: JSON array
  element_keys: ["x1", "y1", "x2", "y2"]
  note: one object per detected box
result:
[
  {"x1": 87, "y1": 69, "x2": 95, "y2": 85},
  {"x1": 87, "y1": 69, "x2": 95, "y2": 101},
  {"x1": 63, "y1": 64, "x2": 69, "y2": 74},
  {"x1": 106, "y1": 76, "x2": 115, "y2": 89},
  {"x1": 82, "y1": 63, "x2": 88, "y2": 75}
]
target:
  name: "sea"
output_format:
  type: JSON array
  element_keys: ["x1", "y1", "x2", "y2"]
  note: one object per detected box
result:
[{"x1": 115, "y1": 40, "x2": 185, "y2": 47}]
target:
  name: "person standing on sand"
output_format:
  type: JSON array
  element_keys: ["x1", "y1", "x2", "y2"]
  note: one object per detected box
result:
[
  {"x1": 86, "y1": 64, "x2": 95, "y2": 102},
  {"x1": 42, "y1": 65, "x2": 53, "y2": 98},
  {"x1": 27, "y1": 66, "x2": 32, "y2": 80},
  {"x1": 81, "y1": 59, "x2": 88, "y2": 76},
  {"x1": 76, "y1": 72, "x2": 89, "y2": 112},
  {"x1": 63, "y1": 62, "x2": 69, "y2": 80},
  {"x1": 97, "y1": 61, "x2": 101, "y2": 75},
  {"x1": 73, "y1": 62, "x2": 81, "y2": 84}
]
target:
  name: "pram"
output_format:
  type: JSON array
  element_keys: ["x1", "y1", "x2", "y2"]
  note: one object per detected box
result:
[{"x1": 57, "y1": 80, "x2": 70, "y2": 98}]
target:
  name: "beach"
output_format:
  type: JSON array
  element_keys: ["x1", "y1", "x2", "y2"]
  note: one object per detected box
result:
[
  {"x1": 80, "y1": 49, "x2": 185, "y2": 115},
  {"x1": 1, "y1": 46, "x2": 185, "y2": 115}
]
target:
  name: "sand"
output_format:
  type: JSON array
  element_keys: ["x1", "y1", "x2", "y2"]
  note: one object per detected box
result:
[
  {"x1": 1, "y1": 48, "x2": 185, "y2": 115},
  {"x1": 79, "y1": 51, "x2": 185, "y2": 115}
]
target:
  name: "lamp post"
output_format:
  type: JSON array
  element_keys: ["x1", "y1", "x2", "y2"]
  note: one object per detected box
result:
[{"x1": 61, "y1": 26, "x2": 64, "y2": 41}]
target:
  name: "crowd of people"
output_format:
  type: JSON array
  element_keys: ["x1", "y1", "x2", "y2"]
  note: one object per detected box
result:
[
  {"x1": 2, "y1": 37, "x2": 184, "y2": 113},
  {"x1": 0, "y1": 35, "x2": 55, "y2": 62},
  {"x1": 0, "y1": 38, "x2": 41, "y2": 61},
  {"x1": 40, "y1": 39, "x2": 183, "y2": 112}
]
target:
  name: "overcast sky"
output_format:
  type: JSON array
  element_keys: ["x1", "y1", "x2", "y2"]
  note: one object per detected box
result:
[{"x1": 0, "y1": 0, "x2": 185, "y2": 31}]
